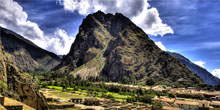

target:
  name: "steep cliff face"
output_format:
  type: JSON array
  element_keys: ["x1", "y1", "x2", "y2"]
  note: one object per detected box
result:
[
  {"x1": 0, "y1": 26, "x2": 61, "y2": 72},
  {"x1": 168, "y1": 52, "x2": 220, "y2": 86},
  {"x1": 57, "y1": 11, "x2": 205, "y2": 87},
  {"x1": 0, "y1": 40, "x2": 7, "y2": 83},
  {"x1": 0, "y1": 28, "x2": 48, "y2": 109}
]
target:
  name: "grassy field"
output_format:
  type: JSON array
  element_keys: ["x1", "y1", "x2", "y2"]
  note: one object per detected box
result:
[
  {"x1": 106, "y1": 92, "x2": 130, "y2": 101},
  {"x1": 45, "y1": 86, "x2": 130, "y2": 101}
]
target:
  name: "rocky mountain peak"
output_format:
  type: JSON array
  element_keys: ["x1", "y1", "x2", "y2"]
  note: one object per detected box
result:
[{"x1": 56, "y1": 11, "x2": 205, "y2": 87}]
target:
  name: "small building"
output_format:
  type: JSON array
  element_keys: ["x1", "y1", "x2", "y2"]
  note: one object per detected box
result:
[
  {"x1": 163, "y1": 106, "x2": 181, "y2": 110},
  {"x1": 210, "y1": 96, "x2": 220, "y2": 101},
  {"x1": 84, "y1": 98, "x2": 100, "y2": 106},
  {"x1": 70, "y1": 98, "x2": 83, "y2": 104},
  {"x1": 175, "y1": 100, "x2": 210, "y2": 110},
  {"x1": 175, "y1": 100, "x2": 199, "y2": 110},
  {"x1": 199, "y1": 101, "x2": 210, "y2": 108}
]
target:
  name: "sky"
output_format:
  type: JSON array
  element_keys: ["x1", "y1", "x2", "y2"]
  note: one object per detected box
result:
[{"x1": 0, "y1": 0, "x2": 220, "y2": 78}]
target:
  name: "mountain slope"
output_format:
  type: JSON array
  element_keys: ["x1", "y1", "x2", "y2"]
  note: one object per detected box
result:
[
  {"x1": 0, "y1": 36, "x2": 48, "y2": 110},
  {"x1": 57, "y1": 11, "x2": 205, "y2": 87},
  {"x1": 168, "y1": 52, "x2": 220, "y2": 86},
  {"x1": 0, "y1": 26, "x2": 61, "y2": 72}
]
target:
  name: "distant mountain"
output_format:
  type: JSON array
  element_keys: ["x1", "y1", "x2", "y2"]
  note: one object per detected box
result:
[
  {"x1": 168, "y1": 52, "x2": 220, "y2": 86},
  {"x1": 56, "y1": 11, "x2": 205, "y2": 88},
  {"x1": 0, "y1": 26, "x2": 61, "y2": 72}
]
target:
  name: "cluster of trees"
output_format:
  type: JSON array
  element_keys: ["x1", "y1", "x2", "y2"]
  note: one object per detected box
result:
[
  {"x1": 32, "y1": 71, "x2": 214, "y2": 105},
  {"x1": 35, "y1": 71, "x2": 174, "y2": 105}
]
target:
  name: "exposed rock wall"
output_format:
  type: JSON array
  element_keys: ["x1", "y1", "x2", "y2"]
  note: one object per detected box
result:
[{"x1": 0, "y1": 28, "x2": 48, "y2": 110}]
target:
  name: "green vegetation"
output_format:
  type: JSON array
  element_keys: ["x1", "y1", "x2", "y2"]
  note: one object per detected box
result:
[
  {"x1": 47, "y1": 86, "x2": 64, "y2": 91},
  {"x1": 45, "y1": 85, "x2": 130, "y2": 101},
  {"x1": 0, "y1": 80, "x2": 7, "y2": 91},
  {"x1": 31, "y1": 71, "x2": 176, "y2": 104}
]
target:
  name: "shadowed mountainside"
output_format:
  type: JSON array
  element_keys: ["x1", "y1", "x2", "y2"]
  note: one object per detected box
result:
[
  {"x1": 0, "y1": 26, "x2": 61, "y2": 72},
  {"x1": 0, "y1": 33, "x2": 48, "y2": 109}
]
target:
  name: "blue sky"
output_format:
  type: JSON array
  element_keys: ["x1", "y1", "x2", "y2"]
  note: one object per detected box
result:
[
  {"x1": 149, "y1": 0, "x2": 220, "y2": 72},
  {"x1": 15, "y1": 0, "x2": 84, "y2": 37},
  {"x1": 1, "y1": 0, "x2": 220, "y2": 77}
]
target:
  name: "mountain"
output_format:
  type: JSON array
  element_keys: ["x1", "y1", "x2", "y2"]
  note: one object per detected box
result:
[
  {"x1": 0, "y1": 35, "x2": 48, "y2": 109},
  {"x1": 0, "y1": 26, "x2": 61, "y2": 72},
  {"x1": 56, "y1": 11, "x2": 205, "y2": 87},
  {"x1": 168, "y1": 52, "x2": 220, "y2": 86}
]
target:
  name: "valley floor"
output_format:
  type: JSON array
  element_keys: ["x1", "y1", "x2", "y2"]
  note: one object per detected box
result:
[
  {"x1": 39, "y1": 82, "x2": 220, "y2": 110},
  {"x1": 40, "y1": 88, "x2": 150, "y2": 110}
]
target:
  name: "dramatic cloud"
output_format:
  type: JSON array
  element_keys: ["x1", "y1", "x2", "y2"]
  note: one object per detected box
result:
[
  {"x1": 0, "y1": 0, "x2": 44, "y2": 41},
  {"x1": 0, "y1": 0, "x2": 74, "y2": 55},
  {"x1": 57, "y1": 0, "x2": 174, "y2": 36},
  {"x1": 211, "y1": 69, "x2": 220, "y2": 79},
  {"x1": 193, "y1": 60, "x2": 205, "y2": 68},
  {"x1": 50, "y1": 28, "x2": 75, "y2": 55},
  {"x1": 155, "y1": 41, "x2": 166, "y2": 51}
]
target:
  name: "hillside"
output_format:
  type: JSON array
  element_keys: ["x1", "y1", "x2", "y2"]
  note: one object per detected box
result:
[
  {"x1": 0, "y1": 36, "x2": 48, "y2": 109},
  {"x1": 0, "y1": 26, "x2": 61, "y2": 72},
  {"x1": 168, "y1": 52, "x2": 220, "y2": 86},
  {"x1": 56, "y1": 11, "x2": 205, "y2": 87}
]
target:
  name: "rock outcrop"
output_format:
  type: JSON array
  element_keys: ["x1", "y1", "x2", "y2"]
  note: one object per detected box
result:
[
  {"x1": 0, "y1": 28, "x2": 48, "y2": 110},
  {"x1": 168, "y1": 52, "x2": 220, "y2": 86},
  {"x1": 57, "y1": 11, "x2": 205, "y2": 87},
  {"x1": 0, "y1": 26, "x2": 61, "y2": 72}
]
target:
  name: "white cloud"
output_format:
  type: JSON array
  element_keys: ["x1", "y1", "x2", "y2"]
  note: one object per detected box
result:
[
  {"x1": 57, "y1": 0, "x2": 174, "y2": 36},
  {"x1": 51, "y1": 28, "x2": 75, "y2": 55},
  {"x1": 155, "y1": 41, "x2": 166, "y2": 51},
  {"x1": 0, "y1": 0, "x2": 74, "y2": 55},
  {"x1": 0, "y1": 0, "x2": 44, "y2": 42},
  {"x1": 211, "y1": 69, "x2": 220, "y2": 79},
  {"x1": 193, "y1": 60, "x2": 206, "y2": 68}
]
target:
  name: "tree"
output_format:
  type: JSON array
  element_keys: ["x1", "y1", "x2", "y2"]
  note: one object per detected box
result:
[
  {"x1": 140, "y1": 95, "x2": 152, "y2": 103},
  {"x1": 146, "y1": 78, "x2": 155, "y2": 86},
  {"x1": 168, "y1": 93, "x2": 176, "y2": 98}
]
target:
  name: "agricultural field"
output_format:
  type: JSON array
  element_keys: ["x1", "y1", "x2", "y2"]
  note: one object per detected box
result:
[{"x1": 44, "y1": 86, "x2": 131, "y2": 101}]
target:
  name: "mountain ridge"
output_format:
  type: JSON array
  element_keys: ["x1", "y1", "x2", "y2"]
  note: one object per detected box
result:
[
  {"x1": 0, "y1": 33, "x2": 48, "y2": 110},
  {"x1": 0, "y1": 26, "x2": 61, "y2": 72},
  {"x1": 168, "y1": 51, "x2": 220, "y2": 86},
  {"x1": 56, "y1": 11, "x2": 206, "y2": 88}
]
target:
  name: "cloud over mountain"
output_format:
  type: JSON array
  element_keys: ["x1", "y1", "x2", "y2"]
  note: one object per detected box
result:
[
  {"x1": 0, "y1": 0, "x2": 44, "y2": 41},
  {"x1": 212, "y1": 69, "x2": 220, "y2": 79},
  {"x1": 0, "y1": 0, "x2": 74, "y2": 55},
  {"x1": 49, "y1": 28, "x2": 75, "y2": 55},
  {"x1": 57, "y1": 0, "x2": 174, "y2": 36},
  {"x1": 194, "y1": 60, "x2": 206, "y2": 68},
  {"x1": 155, "y1": 41, "x2": 166, "y2": 51}
]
